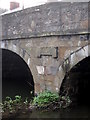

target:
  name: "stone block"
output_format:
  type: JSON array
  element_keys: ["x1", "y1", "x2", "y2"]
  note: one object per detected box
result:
[
  {"x1": 35, "y1": 83, "x2": 40, "y2": 94},
  {"x1": 45, "y1": 75, "x2": 55, "y2": 82},
  {"x1": 36, "y1": 66, "x2": 44, "y2": 75},
  {"x1": 80, "y1": 20, "x2": 88, "y2": 30},
  {"x1": 45, "y1": 66, "x2": 58, "y2": 75},
  {"x1": 46, "y1": 66, "x2": 51, "y2": 75},
  {"x1": 37, "y1": 47, "x2": 58, "y2": 58},
  {"x1": 45, "y1": 82, "x2": 53, "y2": 91},
  {"x1": 50, "y1": 66, "x2": 58, "y2": 75}
]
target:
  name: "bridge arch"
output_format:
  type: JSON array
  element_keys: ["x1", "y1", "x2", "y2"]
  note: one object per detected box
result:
[
  {"x1": 1, "y1": 43, "x2": 35, "y2": 100},
  {"x1": 0, "y1": 41, "x2": 31, "y2": 68},
  {"x1": 57, "y1": 44, "x2": 90, "y2": 92},
  {"x1": 58, "y1": 44, "x2": 90, "y2": 104}
]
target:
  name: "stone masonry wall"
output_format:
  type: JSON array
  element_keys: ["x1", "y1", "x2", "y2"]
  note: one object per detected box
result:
[
  {"x1": 0, "y1": 34, "x2": 89, "y2": 94},
  {"x1": 1, "y1": 2, "x2": 89, "y2": 40},
  {"x1": 0, "y1": 2, "x2": 90, "y2": 94}
]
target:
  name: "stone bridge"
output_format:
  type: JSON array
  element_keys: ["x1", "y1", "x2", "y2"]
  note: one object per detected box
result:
[{"x1": 0, "y1": 2, "x2": 90, "y2": 95}]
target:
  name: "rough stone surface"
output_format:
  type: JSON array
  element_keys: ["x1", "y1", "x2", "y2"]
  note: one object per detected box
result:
[
  {"x1": 1, "y1": 2, "x2": 89, "y2": 40},
  {"x1": 36, "y1": 66, "x2": 44, "y2": 75},
  {"x1": 0, "y1": 2, "x2": 90, "y2": 94}
]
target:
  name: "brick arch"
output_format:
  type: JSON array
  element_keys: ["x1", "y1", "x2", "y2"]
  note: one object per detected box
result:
[{"x1": 57, "y1": 44, "x2": 90, "y2": 92}]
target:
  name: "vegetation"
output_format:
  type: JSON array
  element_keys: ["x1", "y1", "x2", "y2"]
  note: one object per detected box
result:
[
  {"x1": 0, "y1": 95, "x2": 30, "y2": 118},
  {"x1": 0, "y1": 91, "x2": 72, "y2": 118},
  {"x1": 32, "y1": 90, "x2": 71, "y2": 109},
  {"x1": 32, "y1": 91, "x2": 59, "y2": 107},
  {"x1": 1, "y1": 96, "x2": 21, "y2": 113}
]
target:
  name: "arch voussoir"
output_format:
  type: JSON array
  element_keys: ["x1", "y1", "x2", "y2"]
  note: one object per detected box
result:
[{"x1": 58, "y1": 44, "x2": 90, "y2": 92}]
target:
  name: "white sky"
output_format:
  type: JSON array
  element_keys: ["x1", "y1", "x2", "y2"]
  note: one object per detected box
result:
[
  {"x1": 0, "y1": 0, "x2": 88, "y2": 10},
  {"x1": 0, "y1": 0, "x2": 47, "y2": 10}
]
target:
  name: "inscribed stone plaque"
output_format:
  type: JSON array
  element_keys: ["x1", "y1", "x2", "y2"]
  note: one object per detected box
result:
[{"x1": 37, "y1": 47, "x2": 58, "y2": 58}]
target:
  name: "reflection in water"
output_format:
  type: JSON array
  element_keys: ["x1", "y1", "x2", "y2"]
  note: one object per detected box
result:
[{"x1": 17, "y1": 106, "x2": 89, "y2": 118}]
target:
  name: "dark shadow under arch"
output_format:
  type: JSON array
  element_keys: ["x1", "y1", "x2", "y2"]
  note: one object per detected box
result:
[
  {"x1": 60, "y1": 56, "x2": 90, "y2": 106},
  {"x1": 2, "y1": 49, "x2": 34, "y2": 101}
]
